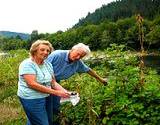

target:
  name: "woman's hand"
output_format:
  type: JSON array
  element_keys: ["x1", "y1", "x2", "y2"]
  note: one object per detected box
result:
[{"x1": 53, "y1": 90, "x2": 70, "y2": 98}]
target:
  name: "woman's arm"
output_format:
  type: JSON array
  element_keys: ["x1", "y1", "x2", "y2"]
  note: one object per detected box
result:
[
  {"x1": 23, "y1": 74, "x2": 69, "y2": 97},
  {"x1": 51, "y1": 78, "x2": 68, "y2": 93}
]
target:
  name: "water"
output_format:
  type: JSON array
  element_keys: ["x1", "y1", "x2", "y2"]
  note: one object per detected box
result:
[{"x1": 143, "y1": 55, "x2": 160, "y2": 74}]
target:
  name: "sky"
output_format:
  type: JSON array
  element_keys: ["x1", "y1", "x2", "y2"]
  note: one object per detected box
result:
[{"x1": 0, "y1": 0, "x2": 114, "y2": 34}]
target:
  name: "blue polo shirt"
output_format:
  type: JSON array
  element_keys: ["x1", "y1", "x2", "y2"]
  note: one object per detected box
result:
[{"x1": 47, "y1": 50, "x2": 90, "y2": 82}]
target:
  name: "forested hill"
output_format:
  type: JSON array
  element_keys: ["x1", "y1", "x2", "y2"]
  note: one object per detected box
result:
[
  {"x1": 74, "y1": 0, "x2": 160, "y2": 28},
  {"x1": 0, "y1": 31, "x2": 30, "y2": 40}
]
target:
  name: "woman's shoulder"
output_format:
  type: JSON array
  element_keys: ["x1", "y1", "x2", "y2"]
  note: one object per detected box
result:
[
  {"x1": 21, "y1": 58, "x2": 32, "y2": 63},
  {"x1": 20, "y1": 58, "x2": 34, "y2": 67}
]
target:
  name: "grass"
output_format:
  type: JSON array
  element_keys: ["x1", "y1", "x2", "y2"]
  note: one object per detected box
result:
[{"x1": 0, "y1": 103, "x2": 25, "y2": 125}]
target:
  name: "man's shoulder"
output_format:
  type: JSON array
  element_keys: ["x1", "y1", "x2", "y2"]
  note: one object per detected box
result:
[
  {"x1": 50, "y1": 50, "x2": 68, "y2": 56},
  {"x1": 47, "y1": 50, "x2": 68, "y2": 62}
]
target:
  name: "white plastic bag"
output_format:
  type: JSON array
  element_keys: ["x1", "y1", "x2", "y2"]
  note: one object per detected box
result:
[{"x1": 60, "y1": 92, "x2": 80, "y2": 106}]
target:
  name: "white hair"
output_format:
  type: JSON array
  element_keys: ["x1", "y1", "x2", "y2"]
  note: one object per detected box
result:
[{"x1": 72, "y1": 43, "x2": 91, "y2": 58}]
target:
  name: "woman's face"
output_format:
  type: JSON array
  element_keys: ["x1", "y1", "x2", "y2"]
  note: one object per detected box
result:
[
  {"x1": 69, "y1": 48, "x2": 86, "y2": 62},
  {"x1": 35, "y1": 44, "x2": 50, "y2": 60}
]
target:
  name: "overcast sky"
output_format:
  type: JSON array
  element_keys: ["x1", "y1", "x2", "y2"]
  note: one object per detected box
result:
[{"x1": 0, "y1": 0, "x2": 114, "y2": 34}]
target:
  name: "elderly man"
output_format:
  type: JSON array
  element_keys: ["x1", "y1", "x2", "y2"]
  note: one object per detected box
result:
[{"x1": 47, "y1": 43, "x2": 107, "y2": 125}]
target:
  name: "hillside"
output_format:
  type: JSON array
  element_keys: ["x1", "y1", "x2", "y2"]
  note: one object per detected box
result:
[
  {"x1": 74, "y1": 0, "x2": 160, "y2": 28},
  {"x1": 0, "y1": 31, "x2": 30, "y2": 40}
]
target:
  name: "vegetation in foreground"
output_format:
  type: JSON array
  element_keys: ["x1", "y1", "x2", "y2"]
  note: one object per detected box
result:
[{"x1": 0, "y1": 44, "x2": 160, "y2": 125}]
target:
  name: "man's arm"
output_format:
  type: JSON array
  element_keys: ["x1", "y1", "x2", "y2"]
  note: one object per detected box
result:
[{"x1": 87, "y1": 69, "x2": 107, "y2": 85}]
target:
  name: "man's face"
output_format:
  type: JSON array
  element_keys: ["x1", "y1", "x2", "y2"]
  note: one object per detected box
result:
[{"x1": 69, "y1": 48, "x2": 86, "y2": 62}]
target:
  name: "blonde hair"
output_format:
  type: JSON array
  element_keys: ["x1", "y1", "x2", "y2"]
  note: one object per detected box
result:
[{"x1": 30, "y1": 40, "x2": 53, "y2": 56}]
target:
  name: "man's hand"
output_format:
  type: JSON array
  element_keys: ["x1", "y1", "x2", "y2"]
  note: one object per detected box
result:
[
  {"x1": 87, "y1": 69, "x2": 108, "y2": 86},
  {"x1": 99, "y1": 78, "x2": 108, "y2": 85}
]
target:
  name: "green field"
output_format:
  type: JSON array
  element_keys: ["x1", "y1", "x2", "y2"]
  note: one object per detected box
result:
[{"x1": 0, "y1": 45, "x2": 160, "y2": 125}]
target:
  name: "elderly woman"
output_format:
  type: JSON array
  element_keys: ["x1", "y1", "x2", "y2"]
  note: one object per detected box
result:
[{"x1": 17, "y1": 40, "x2": 70, "y2": 125}]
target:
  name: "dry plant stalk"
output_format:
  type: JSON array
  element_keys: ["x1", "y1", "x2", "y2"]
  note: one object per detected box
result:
[{"x1": 136, "y1": 14, "x2": 145, "y2": 85}]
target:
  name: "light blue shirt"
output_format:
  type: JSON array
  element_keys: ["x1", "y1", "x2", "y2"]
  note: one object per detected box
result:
[
  {"x1": 17, "y1": 58, "x2": 53, "y2": 99},
  {"x1": 47, "y1": 50, "x2": 90, "y2": 82}
]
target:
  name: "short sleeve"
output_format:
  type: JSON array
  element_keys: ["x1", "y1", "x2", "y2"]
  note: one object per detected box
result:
[{"x1": 19, "y1": 60, "x2": 36, "y2": 76}]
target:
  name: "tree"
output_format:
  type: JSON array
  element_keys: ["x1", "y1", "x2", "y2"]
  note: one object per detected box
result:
[{"x1": 31, "y1": 30, "x2": 39, "y2": 42}]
